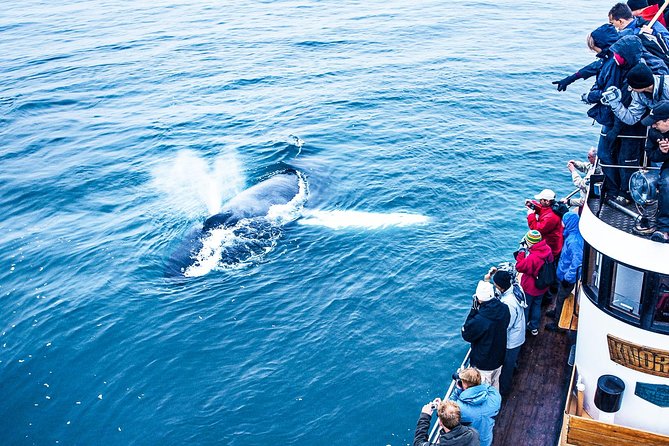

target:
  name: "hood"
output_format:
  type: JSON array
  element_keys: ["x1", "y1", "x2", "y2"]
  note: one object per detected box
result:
[
  {"x1": 477, "y1": 298, "x2": 510, "y2": 322},
  {"x1": 562, "y1": 212, "x2": 581, "y2": 237},
  {"x1": 610, "y1": 35, "x2": 643, "y2": 68},
  {"x1": 440, "y1": 424, "x2": 477, "y2": 445},
  {"x1": 591, "y1": 24, "x2": 619, "y2": 53},
  {"x1": 529, "y1": 239, "x2": 553, "y2": 259},
  {"x1": 458, "y1": 383, "x2": 497, "y2": 406}
]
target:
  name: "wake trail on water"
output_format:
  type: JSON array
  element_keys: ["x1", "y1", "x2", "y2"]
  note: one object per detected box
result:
[
  {"x1": 298, "y1": 210, "x2": 429, "y2": 230},
  {"x1": 150, "y1": 149, "x2": 245, "y2": 218}
]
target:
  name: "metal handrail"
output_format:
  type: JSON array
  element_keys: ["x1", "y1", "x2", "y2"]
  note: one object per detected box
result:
[
  {"x1": 598, "y1": 163, "x2": 660, "y2": 170},
  {"x1": 426, "y1": 348, "x2": 472, "y2": 444}
]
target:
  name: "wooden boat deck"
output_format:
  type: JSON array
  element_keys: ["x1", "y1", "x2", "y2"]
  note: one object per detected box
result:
[{"x1": 492, "y1": 309, "x2": 573, "y2": 446}]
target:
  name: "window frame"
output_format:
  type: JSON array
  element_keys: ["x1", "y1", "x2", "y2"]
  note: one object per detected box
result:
[{"x1": 581, "y1": 243, "x2": 669, "y2": 335}]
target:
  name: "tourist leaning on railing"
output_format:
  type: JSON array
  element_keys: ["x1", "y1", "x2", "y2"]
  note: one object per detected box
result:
[
  {"x1": 412, "y1": 399, "x2": 480, "y2": 446},
  {"x1": 460, "y1": 281, "x2": 509, "y2": 390},
  {"x1": 449, "y1": 368, "x2": 501, "y2": 446}
]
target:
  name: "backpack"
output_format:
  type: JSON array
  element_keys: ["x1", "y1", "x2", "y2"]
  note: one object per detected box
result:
[
  {"x1": 551, "y1": 201, "x2": 570, "y2": 218},
  {"x1": 535, "y1": 260, "x2": 557, "y2": 289},
  {"x1": 639, "y1": 31, "x2": 669, "y2": 68}
]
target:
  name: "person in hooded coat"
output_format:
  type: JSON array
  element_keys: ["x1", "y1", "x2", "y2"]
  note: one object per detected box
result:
[
  {"x1": 514, "y1": 230, "x2": 554, "y2": 336},
  {"x1": 461, "y1": 281, "x2": 510, "y2": 390},
  {"x1": 552, "y1": 24, "x2": 619, "y2": 92},
  {"x1": 546, "y1": 213, "x2": 584, "y2": 332},
  {"x1": 575, "y1": 25, "x2": 629, "y2": 201},
  {"x1": 450, "y1": 368, "x2": 501, "y2": 446},
  {"x1": 413, "y1": 399, "x2": 480, "y2": 446}
]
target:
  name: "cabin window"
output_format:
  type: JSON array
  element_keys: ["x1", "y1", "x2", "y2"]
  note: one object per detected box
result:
[
  {"x1": 609, "y1": 263, "x2": 644, "y2": 318},
  {"x1": 585, "y1": 246, "x2": 602, "y2": 294},
  {"x1": 652, "y1": 274, "x2": 669, "y2": 329}
]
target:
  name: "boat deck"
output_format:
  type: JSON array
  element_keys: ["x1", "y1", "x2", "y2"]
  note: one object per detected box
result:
[
  {"x1": 492, "y1": 309, "x2": 573, "y2": 446},
  {"x1": 588, "y1": 198, "x2": 657, "y2": 238}
]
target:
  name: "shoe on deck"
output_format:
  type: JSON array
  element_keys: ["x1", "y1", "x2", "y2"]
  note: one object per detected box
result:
[
  {"x1": 651, "y1": 231, "x2": 669, "y2": 243},
  {"x1": 530, "y1": 328, "x2": 539, "y2": 336}
]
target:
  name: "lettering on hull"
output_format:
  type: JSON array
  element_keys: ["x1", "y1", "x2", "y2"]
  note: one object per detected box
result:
[{"x1": 607, "y1": 334, "x2": 669, "y2": 378}]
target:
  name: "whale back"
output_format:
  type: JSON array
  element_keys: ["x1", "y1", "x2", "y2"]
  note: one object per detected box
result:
[
  {"x1": 165, "y1": 170, "x2": 307, "y2": 277},
  {"x1": 217, "y1": 172, "x2": 300, "y2": 223}
]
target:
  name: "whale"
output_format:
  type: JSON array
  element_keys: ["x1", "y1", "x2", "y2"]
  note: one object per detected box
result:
[{"x1": 166, "y1": 170, "x2": 308, "y2": 277}]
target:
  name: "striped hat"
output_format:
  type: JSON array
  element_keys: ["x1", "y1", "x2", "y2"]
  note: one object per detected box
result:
[{"x1": 524, "y1": 230, "x2": 542, "y2": 246}]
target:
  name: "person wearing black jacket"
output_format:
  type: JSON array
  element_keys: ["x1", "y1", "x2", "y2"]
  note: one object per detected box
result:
[
  {"x1": 413, "y1": 399, "x2": 480, "y2": 446},
  {"x1": 461, "y1": 281, "x2": 510, "y2": 390},
  {"x1": 640, "y1": 101, "x2": 669, "y2": 242}
]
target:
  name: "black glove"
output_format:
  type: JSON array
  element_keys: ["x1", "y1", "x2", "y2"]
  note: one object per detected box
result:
[{"x1": 552, "y1": 74, "x2": 579, "y2": 92}]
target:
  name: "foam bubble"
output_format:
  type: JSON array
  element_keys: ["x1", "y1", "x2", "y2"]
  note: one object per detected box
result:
[{"x1": 298, "y1": 210, "x2": 429, "y2": 230}]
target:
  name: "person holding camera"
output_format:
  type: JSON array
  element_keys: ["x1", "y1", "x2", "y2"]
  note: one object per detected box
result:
[
  {"x1": 449, "y1": 368, "x2": 501, "y2": 446},
  {"x1": 412, "y1": 398, "x2": 480, "y2": 446},
  {"x1": 514, "y1": 230, "x2": 554, "y2": 336},
  {"x1": 525, "y1": 189, "x2": 563, "y2": 260},
  {"x1": 461, "y1": 281, "x2": 510, "y2": 390}
]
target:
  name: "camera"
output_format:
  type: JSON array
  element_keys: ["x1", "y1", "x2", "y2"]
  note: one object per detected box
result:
[
  {"x1": 525, "y1": 199, "x2": 536, "y2": 210},
  {"x1": 452, "y1": 371, "x2": 463, "y2": 388},
  {"x1": 430, "y1": 401, "x2": 439, "y2": 410},
  {"x1": 601, "y1": 86, "x2": 621, "y2": 105}
]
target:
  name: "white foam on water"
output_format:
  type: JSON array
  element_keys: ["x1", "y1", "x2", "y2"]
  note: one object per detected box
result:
[
  {"x1": 183, "y1": 227, "x2": 240, "y2": 277},
  {"x1": 298, "y1": 210, "x2": 429, "y2": 230},
  {"x1": 150, "y1": 149, "x2": 245, "y2": 217}
]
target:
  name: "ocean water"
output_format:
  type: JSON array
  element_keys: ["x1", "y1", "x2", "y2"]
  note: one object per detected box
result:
[{"x1": 0, "y1": 0, "x2": 611, "y2": 444}]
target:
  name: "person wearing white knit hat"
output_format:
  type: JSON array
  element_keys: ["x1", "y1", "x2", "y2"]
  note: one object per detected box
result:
[{"x1": 461, "y1": 280, "x2": 511, "y2": 390}]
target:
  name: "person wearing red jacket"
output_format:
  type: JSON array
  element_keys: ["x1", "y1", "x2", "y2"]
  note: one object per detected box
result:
[
  {"x1": 514, "y1": 230, "x2": 554, "y2": 336},
  {"x1": 629, "y1": 0, "x2": 667, "y2": 27},
  {"x1": 526, "y1": 189, "x2": 564, "y2": 258}
]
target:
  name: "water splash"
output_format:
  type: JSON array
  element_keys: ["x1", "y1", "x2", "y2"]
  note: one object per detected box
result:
[
  {"x1": 150, "y1": 149, "x2": 245, "y2": 217},
  {"x1": 183, "y1": 172, "x2": 309, "y2": 277},
  {"x1": 298, "y1": 210, "x2": 429, "y2": 230},
  {"x1": 287, "y1": 134, "x2": 304, "y2": 156}
]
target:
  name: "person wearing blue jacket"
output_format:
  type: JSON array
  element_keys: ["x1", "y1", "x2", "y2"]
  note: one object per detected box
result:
[
  {"x1": 610, "y1": 2, "x2": 669, "y2": 48},
  {"x1": 546, "y1": 212, "x2": 584, "y2": 332},
  {"x1": 450, "y1": 368, "x2": 501, "y2": 446}
]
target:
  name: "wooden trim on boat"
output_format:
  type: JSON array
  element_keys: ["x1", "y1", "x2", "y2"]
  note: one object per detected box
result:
[{"x1": 559, "y1": 366, "x2": 669, "y2": 446}]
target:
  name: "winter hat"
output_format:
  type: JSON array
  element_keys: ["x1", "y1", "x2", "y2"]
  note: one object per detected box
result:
[
  {"x1": 627, "y1": 0, "x2": 649, "y2": 11},
  {"x1": 524, "y1": 230, "x2": 542, "y2": 246},
  {"x1": 628, "y1": 63, "x2": 654, "y2": 89},
  {"x1": 492, "y1": 270, "x2": 512, "y2": 291},
  {"x1": 475, "y1": 280, "x2": 495, "y2": 302}
]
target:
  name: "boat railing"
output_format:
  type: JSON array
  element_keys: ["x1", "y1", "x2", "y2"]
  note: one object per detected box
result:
[{"x1": 426, "y1": 348, "x2": 471, "y2": 444}]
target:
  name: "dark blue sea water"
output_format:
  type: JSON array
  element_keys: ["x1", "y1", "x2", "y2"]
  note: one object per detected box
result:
[{"x1": 1, "y1": 1, "x2": 610, "y2": 444}]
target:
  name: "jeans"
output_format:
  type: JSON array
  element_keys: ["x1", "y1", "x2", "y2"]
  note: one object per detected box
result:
[
  {"x1": 618, "y1": 123, "x2": 644, "y2": 197},
  {"x1": 598, "y1": 125, "x2": 620, "y2": 197},
  {"x1": 525, "y1": 293, "x2": 543, "y2": 331},
  {"x1": 500, "y1": 345, "x2": 522, "y2": 397}
]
